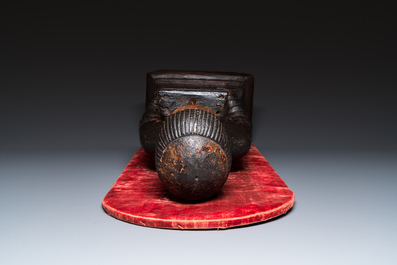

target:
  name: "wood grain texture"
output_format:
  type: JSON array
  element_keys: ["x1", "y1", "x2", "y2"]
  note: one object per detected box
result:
[{"x1": 102, "y1": 145, "x2": 295, "y2": 229}]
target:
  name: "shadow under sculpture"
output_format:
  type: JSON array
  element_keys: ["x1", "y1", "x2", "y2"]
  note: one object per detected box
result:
[{"x1": 139, "y1": 70, "x2": 253, "y2": 201}]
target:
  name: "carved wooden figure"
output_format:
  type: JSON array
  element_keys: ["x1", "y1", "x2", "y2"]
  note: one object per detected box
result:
[
  {"x1": 139, "y1": 70, "x2": 253, "y2": 200},
  {"x1": 102, "y1": 70, "x2": 295, "y2": 229}
]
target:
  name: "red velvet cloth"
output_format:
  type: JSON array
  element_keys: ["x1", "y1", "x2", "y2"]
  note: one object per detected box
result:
[{"x1": 102, "y1": 145, "x2": 294, "y2": 229}]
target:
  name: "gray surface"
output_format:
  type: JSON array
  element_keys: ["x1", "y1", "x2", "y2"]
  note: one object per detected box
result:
[
  {"x1": 1, "y1": 2, "x2": 396, "y2": 264},
  {"x1": 1, "y1": 148, "x2": 396, "y2": 264}
]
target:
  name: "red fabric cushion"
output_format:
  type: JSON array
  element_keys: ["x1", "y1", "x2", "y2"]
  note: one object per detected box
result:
[{"x1": 102, "y1": 145, "x2": 294, "y2": 229}]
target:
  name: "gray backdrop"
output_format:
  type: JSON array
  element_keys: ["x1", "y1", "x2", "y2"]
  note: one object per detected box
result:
[{"x1": 1, "y1": 2, "x2": 396, "y2": 264}]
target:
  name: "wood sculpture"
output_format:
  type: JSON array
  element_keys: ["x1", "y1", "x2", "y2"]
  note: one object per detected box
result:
[{"x1": 102, "y1": 70, "x2": 295, "y2": 229}]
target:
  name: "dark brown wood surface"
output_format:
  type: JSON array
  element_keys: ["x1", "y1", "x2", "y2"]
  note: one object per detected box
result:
[{"x1": 146, "y1": 70, "x2": 254, "y2": 121}]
